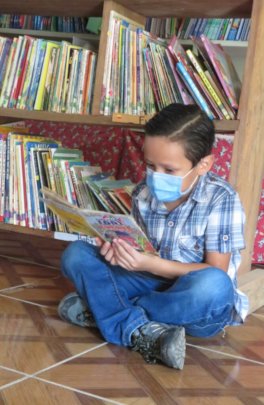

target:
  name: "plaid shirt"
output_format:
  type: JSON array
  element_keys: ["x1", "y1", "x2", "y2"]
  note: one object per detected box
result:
[{"x1": 132, "y1": 171, "x2": 249, "y2": 324}]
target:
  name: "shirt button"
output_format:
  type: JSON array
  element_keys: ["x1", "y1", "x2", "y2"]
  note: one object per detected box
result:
[
  {"x1": 164, "y1": 246, "x2": 170, "y2": 253},
  {"x1": 167, "y1": 221, "x2": 174, "y2": 227},
  {"x1": 223, "y1": 235, "x2": 229, "y2": 242}
]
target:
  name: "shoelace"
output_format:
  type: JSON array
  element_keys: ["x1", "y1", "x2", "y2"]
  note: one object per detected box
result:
[
  {"x1": 76, "y1": 310, "x2": 95, "y2": 325},
  {"x1": 132, "y1": 334, "x2": 159, "y2": 364}
]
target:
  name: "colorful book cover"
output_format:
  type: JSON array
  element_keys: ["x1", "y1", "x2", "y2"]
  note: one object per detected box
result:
[
  {"x1": 0, "y1": 38, "x2": 18, "y2": 108},
  {"x1": 186, "y1": 49, "x2": 231, "y2": 119},
  {"x1": 27, "y1": 39, "x2": 47, "y2": 110},
  {"x1": 2, "y1": 36, "x2": 24, "y2": 108},
  {"x1": 176, "y1": 61, "x2": 214, "y2": 120},
  {"x1": 60, "y1": 44, "x2": 82, "y2": 113},
  {"x1": 41, "y1": 187, "x2": 156, "y2": 255},
  {"x1": 0, "y1": 38, "x2": 12, "y2": 92},
  {"x1": 34, "y1": 41, "x2": 60, "y2": 110},
  {"x1": 15, "y1": 36, "x2": 35, "y2": 109},
  {"x1": 24, "y1": 139, "x2": 60, "y2": 228},
  {"x1": 200, "y1": 34, "x2": 241, "y2": 109},
  {"x1": 17, "y1": 39, "x2": 38, "y2": 110},
  {"x1": 8, "y1": 36, "x2": 30, "y2": 108}
]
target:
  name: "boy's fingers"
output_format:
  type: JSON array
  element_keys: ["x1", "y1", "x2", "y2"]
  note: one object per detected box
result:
[{"x1": 100, "y1": 241, "x2": 111, "y2": 255}]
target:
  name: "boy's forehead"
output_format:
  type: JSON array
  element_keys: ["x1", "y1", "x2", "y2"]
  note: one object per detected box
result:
[{"x1": 143, "y1": 136, "x2": 187, "y2": 161}]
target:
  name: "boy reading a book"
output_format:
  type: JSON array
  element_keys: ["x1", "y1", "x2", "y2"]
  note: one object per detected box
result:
[{"x1": 58, "y1": 103, "x2": 248, "y2": 370}]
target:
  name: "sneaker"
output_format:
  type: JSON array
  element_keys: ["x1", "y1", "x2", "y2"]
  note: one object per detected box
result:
[
  {"x1": 58, "y1": 292, "x2": 96, "y2": 328},
  {"x1": 131, "y1": 321, "x2": 185, "y2": 369}
]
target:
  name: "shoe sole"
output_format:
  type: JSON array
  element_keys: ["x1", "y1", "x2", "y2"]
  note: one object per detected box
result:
[
  {"x1": 58, "y1": 292, "x2": 95, "y2": 328},
  {"x1": 160, "y1": 327, "x2": 186, "y2": 369}
]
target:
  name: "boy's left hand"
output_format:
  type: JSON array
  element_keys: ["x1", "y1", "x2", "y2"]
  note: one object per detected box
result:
[{"x1": 112, "y1": 238, "x2": 150, "y2": 271}]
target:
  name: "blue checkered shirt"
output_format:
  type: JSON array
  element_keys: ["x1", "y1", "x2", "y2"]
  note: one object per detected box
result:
[{"x1": 132, "y1": 171, "x2": 249, "y2": 325}]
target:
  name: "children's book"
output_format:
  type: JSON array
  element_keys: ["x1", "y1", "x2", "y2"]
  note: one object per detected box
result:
[
  {"x1": 200, "y1": 35, "x2": 241, "y2": 109},
  {"x1": 40, "y1": 187, "x2": 156, "y2": 255}
]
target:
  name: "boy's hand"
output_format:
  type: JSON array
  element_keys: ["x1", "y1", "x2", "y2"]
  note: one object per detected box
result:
[
  {"x1": 95, "y1": 238, "x2": 117, "y2": 265},
  {"x1": 112, "y1": 238, "x2": 150, "y2": 271}
]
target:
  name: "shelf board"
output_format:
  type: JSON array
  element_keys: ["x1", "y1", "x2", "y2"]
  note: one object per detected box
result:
[
  {"x1": 0, "y1": 222, "x2": 55, "y2": 239},
  {"x1": 0, "y1": 0, "x2": 253, "y2": 18},
  {"x1": 0, "y1": 107, "x2": 239, "y2": 131},
  {"x1": 0, "y1": 28, "x2": 100, "y2": 41},
  {"x1": 180, "y1": 39, "x2": 248, "y2": 48}
]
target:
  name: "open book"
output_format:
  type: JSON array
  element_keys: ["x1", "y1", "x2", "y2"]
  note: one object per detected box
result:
[{"x1": 41, "y1": 187, "x2": 156, "y2": 255}]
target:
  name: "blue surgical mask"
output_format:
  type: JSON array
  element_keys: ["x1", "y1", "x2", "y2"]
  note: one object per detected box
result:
[{"x1": 146, "y1": 167, "x2": 197, "y2": 202}]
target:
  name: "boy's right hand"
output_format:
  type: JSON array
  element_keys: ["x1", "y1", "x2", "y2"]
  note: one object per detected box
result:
[{"x1": 95, "y1": 238, "x2": 117, "y2": 265}]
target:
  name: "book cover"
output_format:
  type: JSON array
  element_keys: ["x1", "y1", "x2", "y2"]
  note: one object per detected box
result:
[
  {"x1": 176, "y1": 61, "x2": 214, "y2": 119},
  {"x1": 41, "y1": 187, "x2": 156, "y2": 255},
  {"x1": 26, "y1": 39, "x2": 48, "y2": 110},
  {"x1": 34, "y1": 41, "x2": 60, "y2": 110},
  {"x1": 186, "y1": 49, "x2": 231, "y2": 119},
  {"x1": 200, "y1": 34, "x2": 241, "y2": 109}
]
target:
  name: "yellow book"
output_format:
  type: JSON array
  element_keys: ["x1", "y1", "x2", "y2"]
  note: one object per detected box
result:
[
  {"x1": 186, "y1": 49, "x2": 231, "y2": 120},
  {"x1": 61, "y1": 44, "x2": 82, "y2": 113},
  {"x1": 34, "y1": 41, "x2": 60, "y2": 110}
]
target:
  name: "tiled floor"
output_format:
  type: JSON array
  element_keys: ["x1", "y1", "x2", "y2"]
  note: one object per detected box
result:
[{"x1": 0, "y1": 256, "x2": 263, "y2": 405}]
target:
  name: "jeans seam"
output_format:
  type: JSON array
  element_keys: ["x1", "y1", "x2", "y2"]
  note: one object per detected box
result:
[
  {"x1": 106, "y1": 268, "x2": 149, "y2": 346},
  {"x1": 182, "y1": 302, "x2": 234, "y2": 327}
]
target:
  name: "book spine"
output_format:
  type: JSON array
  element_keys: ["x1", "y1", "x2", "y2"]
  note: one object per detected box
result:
[
  {"x1": 176, "y1": 61, "x2": 214, "y2": 120},
  {"x1": 186, "y1": 49, "x2": 230, "y2": 119}
]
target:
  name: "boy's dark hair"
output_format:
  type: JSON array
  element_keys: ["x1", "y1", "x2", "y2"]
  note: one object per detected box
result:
[{"x1": 145, "y1": 103, "x2": 215, "y2": 166}]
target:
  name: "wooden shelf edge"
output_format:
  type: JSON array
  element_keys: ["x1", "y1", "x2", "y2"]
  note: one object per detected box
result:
[
  {"x1": 0, "y1": 222, "x2": 95, "y2": 244},
  {"x1": 0, "y1": 107, "x2": 239, "y2": 131},
  {"x1": 0, "y1": 222, "x2": 56, "y2": 239},
  {"x1": 0, "y1": 28, "x2": 100, "y2": 41}
]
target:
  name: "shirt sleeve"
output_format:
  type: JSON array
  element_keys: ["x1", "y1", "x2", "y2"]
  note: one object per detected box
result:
[{"x1": 205, "y1": 191, "x2": 246, "y2": 253}]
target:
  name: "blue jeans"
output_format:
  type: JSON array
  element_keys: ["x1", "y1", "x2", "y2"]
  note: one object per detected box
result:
[{"x1": 61, "y1": 241, "x2": 235, "y2": 346}]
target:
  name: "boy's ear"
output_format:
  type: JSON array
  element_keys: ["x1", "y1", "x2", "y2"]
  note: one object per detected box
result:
[{"x1": 197, "y1": 154, "x2": 214, "y2": 175}]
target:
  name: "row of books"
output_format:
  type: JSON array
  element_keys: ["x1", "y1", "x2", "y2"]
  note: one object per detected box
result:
[
  {"x1": 100, "y1": 11, "x2": 162, "y2": 116},
  {"x1": 0, "y1": 36, "x2": 97, "y2": 114},
  {"x1": 144, "y1": 34, "x2": 241, "y2": 119},
  {"x1": 145, "y1": 17, "x2": 180, "y2": 39},
  {"x1": 145, "y1": 17, "x2": 251, "y2": 41},
  {"x1": 177, "y1": 18, "x2": 251, "y2": 41},
  {"x1": 0, "y1": 14, "x2": 88, "y2": 33},
  {"x1": 0, "y1": 128, "x2": 135, "y2": 234},
  {"x1": 100, "y1": 10, "x2": 241, "y2": 119}
]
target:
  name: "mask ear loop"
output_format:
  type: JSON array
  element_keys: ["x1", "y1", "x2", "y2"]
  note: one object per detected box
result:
[{"x1": 181, "y1": 175, "x2": 199, "y2": 196}]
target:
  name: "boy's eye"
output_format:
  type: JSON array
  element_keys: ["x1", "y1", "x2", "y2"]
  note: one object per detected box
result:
[
  {"x1": 165, "y1": 168, "x2": 175, "y2": 174},
  {"x1": 146, "y1": 163, "x2": 155, "y2": 170}
]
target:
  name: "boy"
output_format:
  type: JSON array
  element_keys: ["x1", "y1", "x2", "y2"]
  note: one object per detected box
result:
[{"x1": 58, "y1": 103, "x2": 248, "y2": 370}]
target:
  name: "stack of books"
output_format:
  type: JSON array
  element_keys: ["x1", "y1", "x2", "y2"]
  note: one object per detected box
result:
[
  {"x1": 100, "y1": 8, "x2": 241, "y2": 120},
  {"x1": 0, "y1": 129, "x2": 135, "y2": 233},
  {"x1": 177, "y1": 18, "x2": 251, "y2": 41},
  {"x1": 0, "y1": 14, "x2": 88, "y2": 33},
  {"x1": 0, "y1": 36, "x2": 97, "y2": 114}
]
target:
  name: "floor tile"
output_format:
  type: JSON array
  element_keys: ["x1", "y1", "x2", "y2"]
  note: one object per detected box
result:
[
  {"x1": 0, "y1": 295, "x2": 105, "y2": 374},
  {"x1": 0, "y1": 257, "x2": 263, "y2": 405},
  {"x1": 0, "y1": 367, "x2": 26, "y2": 389},
  {"x1": 0, "y1": 377, "x2": 121, "y2": 405}
]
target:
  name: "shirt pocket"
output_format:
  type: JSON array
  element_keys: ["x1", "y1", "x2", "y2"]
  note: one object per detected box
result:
[{"x1": 178, "y1": 235, "x2": 205, "y2": 263}]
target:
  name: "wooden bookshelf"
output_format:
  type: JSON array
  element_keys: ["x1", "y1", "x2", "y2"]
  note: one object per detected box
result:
[
  {"x1": 0, "y1": 0, "x2": 263, "y2": 277},
  {"x1": 0, "y1": 27, "x2": 100, "y2": 42},
  {"x1": 0, "y1": 0, "x2": 252, "y2": 18}
]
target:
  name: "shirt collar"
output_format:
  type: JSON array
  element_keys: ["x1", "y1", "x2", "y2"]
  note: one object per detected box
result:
[{"x1": 191, "y1": 174, "x2": 209, "y2": 203}]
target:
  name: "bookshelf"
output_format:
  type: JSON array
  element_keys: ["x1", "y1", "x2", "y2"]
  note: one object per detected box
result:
[{"x1": 0, "y1": 0, "x2": 263, "y2": 276}]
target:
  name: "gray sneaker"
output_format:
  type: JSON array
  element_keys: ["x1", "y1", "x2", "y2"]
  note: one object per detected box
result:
[
  {"x1": 58, "y1": 292, "x2": 96, "y2": 328},
  {"x1": 131, "y1": 322, "x2": 186, "y2": 369}
]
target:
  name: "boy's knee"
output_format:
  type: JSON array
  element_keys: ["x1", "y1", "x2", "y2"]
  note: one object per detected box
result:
[
  {"x1": 61, "y1": 241, "x2": 98, "y2": 277},
  {"x1": 188, "y1": 267, "x2": 234, "y2": 303}
]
